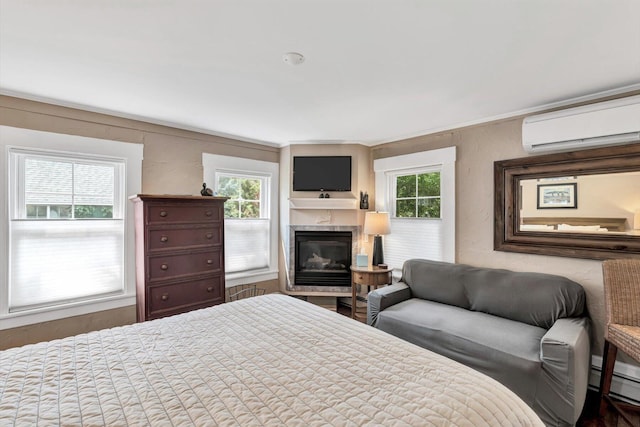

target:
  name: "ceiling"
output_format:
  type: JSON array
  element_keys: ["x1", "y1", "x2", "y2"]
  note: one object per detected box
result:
[{"x1": 1, "y1": 1, "x2": 639, "y2": 147}]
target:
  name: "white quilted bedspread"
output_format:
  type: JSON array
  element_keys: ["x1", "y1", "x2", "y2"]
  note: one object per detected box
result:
[{"x1": 0, "y1": 294, "x2": 543, "y2": 426}]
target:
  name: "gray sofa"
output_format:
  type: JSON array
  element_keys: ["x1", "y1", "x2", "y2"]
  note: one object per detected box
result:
[{"x1": 367, "y1": 259, "x2": 591, "y2": 427}]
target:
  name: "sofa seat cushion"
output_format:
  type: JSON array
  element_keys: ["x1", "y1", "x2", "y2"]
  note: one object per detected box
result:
[{"x1": 376, "y1": 298, "x2": 547, "y2": 405}]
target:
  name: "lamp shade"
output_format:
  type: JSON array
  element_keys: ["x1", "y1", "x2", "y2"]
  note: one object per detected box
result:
[{"x1": 364, "y1": 211, "x2": 390, "y2": 236}]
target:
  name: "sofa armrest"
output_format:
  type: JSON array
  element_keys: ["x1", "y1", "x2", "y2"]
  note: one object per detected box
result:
[
  {"x1": 537, "y1": 317, "x2": 591, "y2": 425},
  {"x1": 367, "y1": 282, "x2": 411, "y2": 326}
]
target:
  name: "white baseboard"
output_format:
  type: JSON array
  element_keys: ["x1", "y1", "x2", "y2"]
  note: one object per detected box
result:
[{"x1": 590, "y1": 355, "x2": 640, "y2": 404}]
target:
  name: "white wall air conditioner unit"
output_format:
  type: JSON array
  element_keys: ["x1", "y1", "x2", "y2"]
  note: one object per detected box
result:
[{"x1": 522, "y1": 95, "x2": 640, "y2": 153}]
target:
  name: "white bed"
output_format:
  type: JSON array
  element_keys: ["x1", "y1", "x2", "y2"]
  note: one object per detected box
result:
[{"x1": 0, "y1": 294, "x2": 543, "y2": 426}]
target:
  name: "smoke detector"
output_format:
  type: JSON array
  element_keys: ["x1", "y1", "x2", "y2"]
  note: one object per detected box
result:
[{"x1": 283, "y1": 52, "x2": 305, "y2": 65}]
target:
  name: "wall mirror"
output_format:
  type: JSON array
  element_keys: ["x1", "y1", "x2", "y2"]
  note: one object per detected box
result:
[{"x1": 494, "y1": 143, "x2": 640, "y2": 259}]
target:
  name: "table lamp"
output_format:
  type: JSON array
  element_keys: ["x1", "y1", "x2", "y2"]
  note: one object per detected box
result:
[{"x1": 364, "y1": 211, "x2": 391, "y2": 266}]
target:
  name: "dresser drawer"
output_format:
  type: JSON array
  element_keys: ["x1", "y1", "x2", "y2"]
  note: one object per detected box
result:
[
  {"x1": 147, "y1": 226, "x2": 222, "y2": 251},
  {"x1": 148, "y1": 276, "x2": 223, "y2": 318},
  {"x1": 146, "y1": 203, "x2": 223, "y2": 224},
  {"x1": 148, "y1": 249, "x2": 223, "y2": 281}
]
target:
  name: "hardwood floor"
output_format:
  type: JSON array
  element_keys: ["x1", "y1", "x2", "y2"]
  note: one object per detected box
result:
[{"x1": 578, "y1": 391, "x2": 640, "y2": 427}]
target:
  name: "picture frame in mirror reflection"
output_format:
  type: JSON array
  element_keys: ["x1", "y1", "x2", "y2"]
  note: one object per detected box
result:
[{"x1": 536, "y1": 183, "x2": 577, "y2": 209}]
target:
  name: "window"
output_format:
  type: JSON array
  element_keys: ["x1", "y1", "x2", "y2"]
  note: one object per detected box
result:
[
  {"x1": 218, "y1": 174, "x2": 262, "y2": 219},
  {"x1": 373, "y1": 147, "x2": 456, "y2": 270},
  {"x1": 9, "y1": 150, "x2": 124, "y2": 312},
  {"x1": 394, "y1": 170, "x2": 441, "y2": 218},
  {"x1": 0, "y1": 125, "x2": 142, "y2": 329},
  {"x1": 202, "y1": 154, "x2": 279, "y2": 286},
  {"x1": 216, "y1": 172, "x2": 270, "y2": 273},
  {"x1": 21, "y1": 155, "x2": 116, "y2": 219}
]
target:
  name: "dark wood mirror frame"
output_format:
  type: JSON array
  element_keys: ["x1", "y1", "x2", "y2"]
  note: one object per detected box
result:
[{"x1": 494, "y1": 143, "x2": 640, "y2": 260}]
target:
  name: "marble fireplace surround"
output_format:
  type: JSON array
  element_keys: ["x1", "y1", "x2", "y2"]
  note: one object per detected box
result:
[{"x1": 288, "y1": 225, "x2": 361, "y2": 293}]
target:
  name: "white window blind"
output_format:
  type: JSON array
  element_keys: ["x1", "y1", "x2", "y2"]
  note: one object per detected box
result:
[
  {"x1": 10, "y1": 220, "x2": 123, "y2": 310},
  {"x1": 224, "y1": 218, "x2": 270, "y2": 273},
  {"x1": 383, "y1": 219, "x2": 443, "y2": 270}
]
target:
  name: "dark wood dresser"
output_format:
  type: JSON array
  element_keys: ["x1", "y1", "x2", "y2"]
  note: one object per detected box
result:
[{"x1": 130, "y1": 194, "x2": 228, "y2": 321}]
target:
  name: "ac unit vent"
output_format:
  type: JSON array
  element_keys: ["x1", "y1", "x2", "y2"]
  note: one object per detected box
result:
[{"x1": 522, "y1": 95, "x2": 640, "y2": 153}]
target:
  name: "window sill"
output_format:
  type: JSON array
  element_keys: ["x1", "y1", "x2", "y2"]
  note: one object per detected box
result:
[
  {"x1": 226, "y1": 270, "x2": 278, "y2": 287},
  {"x1": 0, "y1": 294, "x2": 136, "y2": 330}
]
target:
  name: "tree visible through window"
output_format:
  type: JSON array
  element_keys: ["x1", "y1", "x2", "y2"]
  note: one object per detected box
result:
[
  {"x1": 395, "y1": 172, "x2": 441, "y2": 218},
  {"x1": 215, "y1": 172, "x2": 270, "y2": 274},
  {"x1": 217, "y1": 176, "x2": 261, "y2": 219}
]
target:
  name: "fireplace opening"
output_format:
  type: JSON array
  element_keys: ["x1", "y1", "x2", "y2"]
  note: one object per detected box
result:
[{"x1": 295, "y1": 231, "x2": 352, "y2": 286}]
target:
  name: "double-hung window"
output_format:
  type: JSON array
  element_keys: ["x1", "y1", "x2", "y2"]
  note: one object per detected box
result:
[
  {"x1": 202, "y1": 154, "x2": 279, "y2": 286},
  {"x1": 374, "y1": 147, "x2": 456, "y2": 270},
  {"x1": 8, "y1": 149, "x2": 125, "y2": 312},
  {"x1": 217, "y1": 172, "x2": 270, "y2": 273},
  {"x1": 1, "y1": 125, "x2": 142, "y2": 329}
]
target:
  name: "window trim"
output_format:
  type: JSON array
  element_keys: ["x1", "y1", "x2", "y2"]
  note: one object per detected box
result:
[
  {"x1": 374, "y1": 147, "x2": 456, "y2": 263},
  {"x1": 0, "y1": 125, "x2": 142, "y2": 330},
  {"x1": 202, "y1": 154, "x2": 279, "y2": 287}
]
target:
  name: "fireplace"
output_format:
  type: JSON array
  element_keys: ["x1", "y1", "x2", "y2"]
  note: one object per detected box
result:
[{"x1": 294, "y1": 231, "x2": 352, "y2": 286}]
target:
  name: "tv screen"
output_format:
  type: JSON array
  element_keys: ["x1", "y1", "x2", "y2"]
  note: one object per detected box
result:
[{"x1": 293, "y1": 156, "x2": 352, "y2": 192}]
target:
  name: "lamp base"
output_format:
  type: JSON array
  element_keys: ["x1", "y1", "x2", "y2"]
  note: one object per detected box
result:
[{"x1": 372, "y1": 235, "x2": 384, "y2": 266}]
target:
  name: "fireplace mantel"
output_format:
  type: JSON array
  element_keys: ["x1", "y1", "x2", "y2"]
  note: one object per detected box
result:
[{"x1": 289, "y1": 198, "x2": 358, "y2": 210}]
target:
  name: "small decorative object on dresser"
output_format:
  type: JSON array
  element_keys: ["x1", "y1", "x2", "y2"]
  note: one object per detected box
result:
[
  {"x1": 200, "y1": 182, "x2": 214, "y2": 196},
  {"x1": 130, "y1": 194, "x2": 228, "y2": 321}
]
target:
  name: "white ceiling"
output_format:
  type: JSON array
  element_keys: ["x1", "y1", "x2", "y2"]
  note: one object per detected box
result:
[{"x1": 1, "y1": 1, "x2": 639, "y2": 147}]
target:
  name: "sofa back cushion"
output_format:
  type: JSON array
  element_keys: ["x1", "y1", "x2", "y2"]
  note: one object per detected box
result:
[
  {"x1": 402, "y1": 259, "x2": 471, "y2": 309},
  {"x1": 401, "y1": 259, "x2": 586, "y2": 328}
]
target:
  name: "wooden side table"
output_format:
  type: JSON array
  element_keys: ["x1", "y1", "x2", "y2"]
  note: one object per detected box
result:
[{"x1": 350, "y1": 265, "x2": 393, "y2": 319}]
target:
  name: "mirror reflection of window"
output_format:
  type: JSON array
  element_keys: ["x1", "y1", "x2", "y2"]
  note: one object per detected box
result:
[{"x1": 518, "y1": 171, "x2": 640, "y2": 235}]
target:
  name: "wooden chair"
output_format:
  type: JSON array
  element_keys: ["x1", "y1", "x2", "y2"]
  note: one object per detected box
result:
[{"x1": 598, "y1": 259, "x2": 640, "y2": 424}]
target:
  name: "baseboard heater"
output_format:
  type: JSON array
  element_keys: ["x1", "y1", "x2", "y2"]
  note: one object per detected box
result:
[{"x1": 589, "y1": 355, "x2": 640, "y2": 405}]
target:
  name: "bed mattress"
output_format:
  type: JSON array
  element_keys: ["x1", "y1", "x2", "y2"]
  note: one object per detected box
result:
[{"x1": 0, "y1": 294, "x2": 543, "y2": 426}]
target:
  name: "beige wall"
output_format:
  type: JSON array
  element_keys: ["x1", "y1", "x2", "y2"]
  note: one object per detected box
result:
[
  {"x1": 1, "y1": 93, "x2": 637, "y2": 364},
  {"x1": 287, "y1": 144, "x2": 373, "y2": 227},
  {"x1": 280, "y1": 144, "x2": 375, "y2": 293},
  {"x1": 0, "y1": 95, "x2": 280, "y2": 349},
  {"x1": 372, "y1": 116, "x2": 638, "y2": 363}
]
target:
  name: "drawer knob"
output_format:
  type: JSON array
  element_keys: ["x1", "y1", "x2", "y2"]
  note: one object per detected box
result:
[
  {"x1": 206, "y1": 286, "x2": 214, "y2": 292},
  {"x1": 159, "y1": 211, "x2": 168, "y2": 217},
  {"x1": 205, "y1": 210, "x2": 213, "y2": 217},
  {"x1": 205, "y1": 233, "x2": 213, "y2": 239},
  {"x1": 161, "y1": 264, "x2": 168, "y2": 270},
  {"x1": 161, "y1": 294, "x2": 169, "y2": 301},
  {"x1": 358, "y1": 275, "x2": 364, "y2": 280},
  {"x1": 207, "y1": 259, "x2": 213, "y2": 265},
  {"x1": 160, "y1": 236, "x2": 168, "y2": 242}
]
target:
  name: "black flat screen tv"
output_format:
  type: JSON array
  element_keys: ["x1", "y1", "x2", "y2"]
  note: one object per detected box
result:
[{"x1": 293, "y1": 156, "x2": 352, "y2": 192}]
